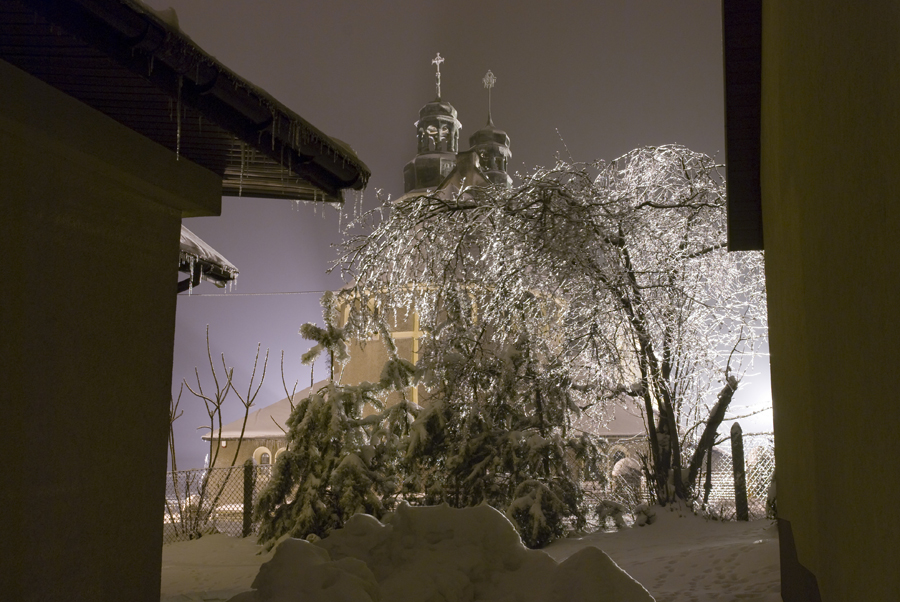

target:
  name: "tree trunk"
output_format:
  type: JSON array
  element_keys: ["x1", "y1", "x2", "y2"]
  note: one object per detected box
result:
[{"x1": 686, "y1": 376, "x2": 738, "y2": 490}]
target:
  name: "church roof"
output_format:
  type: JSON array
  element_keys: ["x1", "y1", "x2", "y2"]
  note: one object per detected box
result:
[
  {"x1": 577, "y1": 398, "x2": 647, "y2": 439},
  {"x1": 0, "y1": 0, "x2": 369, "y2": 202},
  {"x1": 206, "y1": 381, "x2": 647, "y2": 442},
  {"x1": 203, "y1": 380, "x2": 329, "y2": 440},
  {"x1": 419, "y1": 98, "x2": 459, "y2": 120},
  {"x1": 434, "y1": 148, "x2": 492, "y2": 193}
]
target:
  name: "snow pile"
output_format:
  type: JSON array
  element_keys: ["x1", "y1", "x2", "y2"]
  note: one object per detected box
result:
[
  {"x1": 227, "y1": 503, "x2": 654, "y2": 602},
  {"x1": 632, "y1": 503, "x2": 658, "y2": 527},
  {"x1": 160, "y1": 534, "x2": 274, "y2": 601},
  {"x1": 546, "y1": 509, "x2": 781, "y2": 602}
]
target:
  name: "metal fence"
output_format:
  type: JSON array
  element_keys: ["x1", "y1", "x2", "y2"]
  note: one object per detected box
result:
[
  {"x1": 163, "y1": 463, "x2": 273, "y2": 545},
  {"x1": 699, "y1": 433, "x2": 775, "y2": 520},
  {"x1": 591, "y1": 433, "x2": 775, "y2": 527},
  {"x1": 164, "y1": 435, "x2": 775, "y2": 543}
]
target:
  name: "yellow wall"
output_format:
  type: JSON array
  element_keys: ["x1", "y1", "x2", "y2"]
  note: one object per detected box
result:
[
  {"x1": 760, "y1": 3, "x2": 900, "y2": 599},
  {"x1": 0, "y1": 60, "x2": 220, "y2": 601},
  {"x1": 209, "y1": 438, "x2": 286, "y2": 469},
  {"x1": 339, "y1": 310, "x2": 422, "y2": 406}
]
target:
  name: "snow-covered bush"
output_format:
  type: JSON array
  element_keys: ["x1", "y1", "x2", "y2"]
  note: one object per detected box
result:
[{"x1": 632, "y1": 503, "x2": 658, "y2": 527}]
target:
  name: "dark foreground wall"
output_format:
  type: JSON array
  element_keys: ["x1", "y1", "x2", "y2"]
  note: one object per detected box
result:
[
  {"x1": 0, "y1": 59, "x2": 220, "y2": 601},
  {"x1": 760, "y1": 2, "x2": 900, "y2": 600}
]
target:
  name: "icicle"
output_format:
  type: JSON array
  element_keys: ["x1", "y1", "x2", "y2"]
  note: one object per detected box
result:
[
  {"x1": 239, "y1": 143, "x2": 246, "y2": 196},
  {"x1": 354, "y1": 188, "x2": 364, "y2": 220},
  {"x1": 271, "y1": 112, "x2": 278, "y2": 151},
  {"x1": 187, "y1": 256, "x2": 194, "y2": 295},
  {"x1": 176, "y1": 74, "x2": 183, "y2": 160}
]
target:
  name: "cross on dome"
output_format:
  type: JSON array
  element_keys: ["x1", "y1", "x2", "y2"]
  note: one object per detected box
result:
[
  {"x1": 483, "y1": 69, "x2": 496, "y2": 89},
  {"x1": 432, "y1": 53, "x2": 444, "y2": 98},
  {"x1": 483, "y1": 70, "x2": 496, "y2": 124}
]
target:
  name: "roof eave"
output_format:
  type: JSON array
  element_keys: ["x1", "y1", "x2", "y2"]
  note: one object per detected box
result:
[
  {"x1": 722, "y1": 0, "x2": 764, "y2": 251},
  {"x1": 10, "y1": 0, "x2": 369, "y2": 200}
]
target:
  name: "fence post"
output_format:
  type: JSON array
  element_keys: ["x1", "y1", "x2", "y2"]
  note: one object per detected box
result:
[
  {"x1": 242, "y1": 459, "x2": 255, "y2": 537},
  {"x1": 702, "y1": 438, "x2": 714, "y2": 508},
  {"x1": 731, "y1": 422, "x2": 749, "y2": 521}
]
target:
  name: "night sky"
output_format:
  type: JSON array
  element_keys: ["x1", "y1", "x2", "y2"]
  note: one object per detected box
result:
[{"x1": 145, "y1": 0, "x2": 771, "y2": 470}]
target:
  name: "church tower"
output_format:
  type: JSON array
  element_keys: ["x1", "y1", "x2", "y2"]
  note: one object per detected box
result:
[
  {"x1": 467, "y1": 70, "x2": 513, "y2": 187},
  {"x1": 403, "y1": 54, "x2": 462, "y2": 193}
]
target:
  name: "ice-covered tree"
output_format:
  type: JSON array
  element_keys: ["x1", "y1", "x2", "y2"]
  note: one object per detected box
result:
[{"x1": 338, "y1": 144, "x2": 767, "y2": 507}]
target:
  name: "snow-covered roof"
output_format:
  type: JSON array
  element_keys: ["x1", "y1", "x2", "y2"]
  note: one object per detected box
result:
[
  {"x1": 203, "y1": 380, "x2": 329, "y2": 440},
  {"x1": 579, "y1": 398, "x2": 647, "y2": 439},
  {"x1": 206, "y1": 383, "x2": 647, "y2": 442},
  {"x1": 1, "y1": 0, "x2": 369, "y2": 201},
  {"x1": 179, "y1": 225, "x2": 238, "y2": 287}
]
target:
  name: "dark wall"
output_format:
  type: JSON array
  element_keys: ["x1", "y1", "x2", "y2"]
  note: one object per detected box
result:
[
  {"x1": 760, "y1": 2, "x2": 900, "y2": 600},
  {"x1": 0, "y1": 59, "x2": 220, "y2": 601}
]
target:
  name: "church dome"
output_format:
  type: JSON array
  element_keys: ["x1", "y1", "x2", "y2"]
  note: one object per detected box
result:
[
  {"x1": 419, "y1": 99, "x2": 458, "y2": 121},
  {"x1": 404, "y1": 55, "x2": 463, "y2": 193},
  {"x1": 404, "y1": 98, "x2": 461, "y2": 192},
  {"x1": 469, "y1": 119, "x2": 510, "y2": 148},
  {"x1": 468, "y1": 117, "x2": 512, "y2": 187}
]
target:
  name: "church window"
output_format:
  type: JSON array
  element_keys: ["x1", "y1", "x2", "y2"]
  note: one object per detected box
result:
[{"x1": 253, "y1": 446, "x2": 273, "y2": 466}]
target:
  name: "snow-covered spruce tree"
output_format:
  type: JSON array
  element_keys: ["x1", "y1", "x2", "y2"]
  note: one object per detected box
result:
[
  {"x1": 403, "y1": 316, "x2": 604, "y2": 547},
  {"x1": 254, "y1": 293, "x2": 418, "y2": 547},
  {"x1": 338, "y1": 145, "x2": 766, "y2": 508}
]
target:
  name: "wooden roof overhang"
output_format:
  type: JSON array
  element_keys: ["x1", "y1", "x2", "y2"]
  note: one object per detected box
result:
[
  {"x1": 722, "y1": 0, "x2": 763, "y2": 251},
  {"x1": 0, "y1": 0, "x2": 370, "y2": 203}
]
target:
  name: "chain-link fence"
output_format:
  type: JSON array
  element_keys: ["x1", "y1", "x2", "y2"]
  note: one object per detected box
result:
[
  {"x1": 163, "y1": 463, "x2": 273, "y2": 545},
  {"x1": 697, "y1": 433, "x2": 775, "y2": 520},
  {"x1": 165, "y1": 435, "x2": 775, "y2": 542},
  {"x1": 589, "y1": 432, "x2": 775, "y2": 528}
]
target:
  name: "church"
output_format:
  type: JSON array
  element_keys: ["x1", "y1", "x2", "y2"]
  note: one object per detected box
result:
[
  {"x1": 402, "y1": 55, "x2": 513, "y2": 194},
  {"x1": 206, "y1": 56, "x2": 645, "y2": 470}
]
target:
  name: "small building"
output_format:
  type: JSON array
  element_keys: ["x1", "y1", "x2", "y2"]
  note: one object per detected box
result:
[
  {"x1": 0, "y1": 1, "x2": 368, "y2": 600},
  {"x1": 206, "y1": 382, "x2": 648, "y2": 473},
  {"x1": 203, "y1": 381, "x2": 329, "y2": 469}
]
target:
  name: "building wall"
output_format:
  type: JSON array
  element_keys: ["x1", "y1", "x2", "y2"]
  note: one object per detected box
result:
[
  {"x1": 340, "y1": 310, "x2": 421, "y2": 407},
  {"x1": 0, "y1": 60, "x2": 220, "y2": 602},
  {"x1": 760, "y1": 3, "x2": 900, "y2": 600},
  {"x1": 210, "y1": 438, "x2": 287, "y2": 469}
]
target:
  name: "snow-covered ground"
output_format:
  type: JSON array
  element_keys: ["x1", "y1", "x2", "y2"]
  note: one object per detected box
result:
[{"x1": 160, "y1": 505, "x2": 780, "y2": 602}]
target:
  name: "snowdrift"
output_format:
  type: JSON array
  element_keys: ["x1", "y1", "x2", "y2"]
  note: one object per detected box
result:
[{"x1": 228, "y1": 503, "x2": 654, "y2": 602}]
